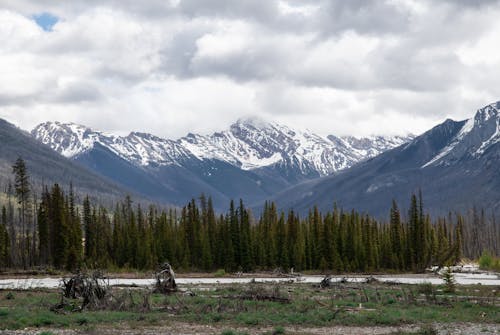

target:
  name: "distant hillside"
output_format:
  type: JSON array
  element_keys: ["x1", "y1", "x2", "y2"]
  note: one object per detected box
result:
[
  {"x1": 271, "y1": 102, "x2": 500, "y2": 217},
  {"x1": 0, "y1": 118, "x2": 129, "y2": 205}
]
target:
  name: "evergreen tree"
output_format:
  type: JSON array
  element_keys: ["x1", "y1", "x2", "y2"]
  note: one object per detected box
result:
[
  {"x1": 83, "y1": 196, "x2": 95, "y2": 264},
  {"x1": 12, "y1": 157, "x2": 31, "y2": 268},
  {"x1": 49, "y1": 184, "x2": 67, "y2": 269},
  {"x1": 238, "y1": 200, "x2": 252, "y2": 271},
  {"x1": 65, "y1": 184, "x2": 82, "y2": 270},
  {"x1": 390, "y1": 200, "x2": 403, "y2": 269},
  {"x1": 37, "y1": 189, "x2": 50, "y2": 266},
  {"x1": 0, "y1": 206, "x2": 10, "y2": 268}
]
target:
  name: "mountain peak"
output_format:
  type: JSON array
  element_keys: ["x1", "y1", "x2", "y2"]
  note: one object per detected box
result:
[
  {"x1": 420, "y1": 100, "x2": 500, "y2": 168},
  {"x1": 475, "y1": 101, "x2": 500, "y2": 124},
  {"x1": 32, "y1": 119, "x2": 413, "y2": 176},
  {"x1": 234, "y1": 116, "x2": 273, "y2": 129},
  {"x1": 32, "y1": 121, "x2": 99, "y2": 158}
]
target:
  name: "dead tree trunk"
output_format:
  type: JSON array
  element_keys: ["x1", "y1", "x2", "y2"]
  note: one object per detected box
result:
[{"x1": 154, "y1": 262, "x2": 177, "y2": 294}]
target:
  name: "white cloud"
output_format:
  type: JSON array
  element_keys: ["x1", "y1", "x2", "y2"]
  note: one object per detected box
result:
[{"x1": 0, "y1": 1, "x2": 500, "y2": 138}]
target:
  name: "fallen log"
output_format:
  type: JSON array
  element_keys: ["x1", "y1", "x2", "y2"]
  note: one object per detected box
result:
[{"x1": 222, "y1": 294, "x2": 291, "y2": 304}]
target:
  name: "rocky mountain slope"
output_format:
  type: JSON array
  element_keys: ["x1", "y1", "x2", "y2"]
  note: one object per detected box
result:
[
  {"x1": 33, "y1": 118, "x2": 412, "y2": 177},
  {"x1": 0, "y1": 119, "x2": 127, "y2": 205},
  {"x1": 32, "y1": 118, "x2": 412, "y2": 208},
  {"x1": 271, "y1": 101, "x2": 500, "y2": 217}
]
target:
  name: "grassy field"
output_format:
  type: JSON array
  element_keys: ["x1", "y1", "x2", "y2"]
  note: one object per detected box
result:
[{"x1": 0, "y1": 280, "x2": 498, "y2": 334}]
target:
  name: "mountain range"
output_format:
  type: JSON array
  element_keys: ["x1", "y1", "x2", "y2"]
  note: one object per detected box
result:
[
  {"x1": 32, "y1": 119, "x2": 411, "y2": 209},
  {"x1": 271, "y1": 101, "x2": 500, "y2": 217},
  {"x1": 2, "y1": 101, "x2": 498, "y2": 217}
]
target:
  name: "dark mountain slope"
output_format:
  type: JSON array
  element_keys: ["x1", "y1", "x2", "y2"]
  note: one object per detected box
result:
[
  {"x1": 77, "y1": 146, "x2": 291, "y2": 209},
  {"x1": 271, "y1": 102, "x2": 500, "y2": 218},
  {"x1": 0, "y1": 119, "x2": 126, "y2": 203}
]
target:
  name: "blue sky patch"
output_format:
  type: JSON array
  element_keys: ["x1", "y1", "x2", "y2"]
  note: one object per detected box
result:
[{"x1": 33, "y1": 12, "x2": 59, "y2": 31}]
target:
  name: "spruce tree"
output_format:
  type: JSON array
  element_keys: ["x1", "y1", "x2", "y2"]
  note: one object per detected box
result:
[
  {"x1": 0, "y1": 206, "x2": 10, "y2": 268},
  {"x1": 390, "y1": 200, "x2": 403, "y2": 269},
  {"x1": 37, "y1": 190, "x2": 50, "y2": 266},
  {"x1": 49, "y1": 184, "x2": 68, "y2": 269},
  {"x1": 12, "y1": 157, "x2": 31, "y2": 268}
]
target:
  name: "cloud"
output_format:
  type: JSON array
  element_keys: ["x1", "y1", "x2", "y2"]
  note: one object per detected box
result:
[
  {"x1": 0, "y1": 1, "x2": 500, "y2": 138},
  {"x1": 316, "y1": 0, "x2": 412, "y2": 36}
]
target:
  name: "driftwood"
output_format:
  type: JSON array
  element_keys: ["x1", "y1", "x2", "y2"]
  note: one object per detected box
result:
[
  {"x1": 63, "y1": 270, "x2": 108, "y2": 309},
  {"x1": 319, "y1": 275, "x2": 332, "y2": 288},
  {"x1": 223, "y1": 294, "x2": 291, "y2": 304},
  {"x1": 153, "y1": 262, "x2": 177, "y2": 294},
  {"x1": 52, "y1": 270, "x2": 110, "y2": 312},
  {"x1": 223, "y1": 282, "x2": 291, "y2": 304},
  {"x1": 53, "y1": 271, "x2": 154, "y2": 313},
  {"x1": 319, "y1": 275, "x2": 348, "y2": 288}
]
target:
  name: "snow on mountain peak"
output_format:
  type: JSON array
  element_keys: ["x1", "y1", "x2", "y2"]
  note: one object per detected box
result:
[
  {"x1": 475, "y1": 101, "x2": 499, "y2": 123},
  {"x1": 422, "y1": 101, "x2": 500, "y2": 168},
  {"x1": 234, "y1": 116, "x2": 273, "y2": 129},
  {"x1": 32, "y1": 119, "x2": 413, "y2": 176},
  {"x1": 33, "y1": 122, "x2": 99, "y2": 158}
]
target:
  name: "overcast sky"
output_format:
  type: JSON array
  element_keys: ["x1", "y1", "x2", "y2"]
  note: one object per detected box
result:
[{"x1": 0, "y1": 0, "x2": 499, "y2": 138}]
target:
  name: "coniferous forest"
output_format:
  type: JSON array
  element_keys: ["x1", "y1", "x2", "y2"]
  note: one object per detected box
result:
[{"x1": 0, "y1": 158, "x2": 499, "y2": 273}]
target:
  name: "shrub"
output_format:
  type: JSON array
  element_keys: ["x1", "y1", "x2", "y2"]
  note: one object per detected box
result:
[
  {"x1": 273, "y1": 326, "x2": 286, "y2": 334},
  {"x1": 479, "y1": 251, "x2": 500, "y2": 271},
  {"x1": 479, "y1": 251, "x2": 493, "y2": 269},
  {"x1": 214, "y1": 269, "x2": 226, "y2": 277}
]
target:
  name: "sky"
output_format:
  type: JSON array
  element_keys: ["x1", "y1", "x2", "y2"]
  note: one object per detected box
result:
[{"x1": 0, "y1": 0, "x2": 499, "y2": 139}]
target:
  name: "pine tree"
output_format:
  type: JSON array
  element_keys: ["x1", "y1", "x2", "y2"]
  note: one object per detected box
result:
[
  {"x1": 83, "y1": 196, "x2": 95, "y2": 264},
  {"x1": 408, "y1": 194, "x2": 419, "y2": 271},
  {"x1": 228, "y1": 200, "x2": 240, "y2": 270},
  {"x1": 65, "y1": 184, "x2": 82, "y2": 271},
  {"x1": 0, "y1": 206, "x2": 10, "y2": 268},
  {"x1": 390, "y1": 200, "x2": 403, "y2": 269},
  {"x1": 454, "y1": 216, "x2": 464, "y2": 263},
  {"x1": 238, "y1": 200, "x2": 252, "y2": 271},
  {"x1": 276, "y1": 211, "x2": 287, "y2": 270},
  {"x1": 49, "y1": 184, "x2": 67, "y2": 269},
  {"x1": 322, "y1": 213, "x2": 334, "y2": 269},
  {"x1": 12, "y1": 157, "x2": 31, "y2": 268},
  {"x1": 37, "y1": 189, "x2": 50, "y2": 266}
]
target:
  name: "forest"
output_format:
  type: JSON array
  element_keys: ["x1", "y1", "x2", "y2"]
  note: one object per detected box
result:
[{"x1": 0, "y1": 158, "x2": 498, "y2": 273}]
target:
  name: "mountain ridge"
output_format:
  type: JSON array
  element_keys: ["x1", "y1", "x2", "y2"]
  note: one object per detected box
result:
[
  {"x1": 0, "y1": 118, "x2": 130, "y2": 205},
  {"x1": 31, "y1": 118, "x2": 414, "y2": 209},
  {"x1": 32, "y1": 118, "x2": 414, "y2": 177},
  {"x1": 269, "y1": 101, "x2": 500, "y2": 217}
]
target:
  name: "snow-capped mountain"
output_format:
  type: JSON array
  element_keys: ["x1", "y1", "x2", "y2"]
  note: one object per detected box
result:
[
  {"x1": 271, "y1": 101, "x2": 500, "y2": 217},
  {"x1": 31, "y1": 118, "x2": 414, "y2": 209},
  {"x1": 32, "y1": 118, "x2": 413, "y2": 177},
  {"x1": 32, "y1": 122, "x2": 194, "y2": 167},
  {"x1": 422, "y1": 101, "x2": 500, "y2": 167},
  {"x1": 0, "y1": 119, "x2": 126, "y2": 204}
]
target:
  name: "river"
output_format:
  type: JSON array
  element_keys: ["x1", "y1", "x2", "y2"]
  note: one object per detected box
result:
[{"x1": 0, "y1": 272, "x2": 498, "y2": 289}]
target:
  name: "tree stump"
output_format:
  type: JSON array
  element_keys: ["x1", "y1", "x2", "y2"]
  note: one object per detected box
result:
[{"x1": 154, "y1": 262, "x2": 177, "y2": 294}]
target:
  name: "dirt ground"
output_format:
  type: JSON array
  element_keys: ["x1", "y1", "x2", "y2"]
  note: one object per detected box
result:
[{"x1": 0, "y1": 323, "x2": 498, "y2": 335}]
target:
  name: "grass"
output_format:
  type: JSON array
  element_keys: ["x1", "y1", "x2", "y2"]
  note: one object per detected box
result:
[{"x1": 0, "y1": 282, "x2": 498, "y2": 331}]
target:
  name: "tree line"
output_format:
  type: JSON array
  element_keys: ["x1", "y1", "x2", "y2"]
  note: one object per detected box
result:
[{"x1": 0, "y1": 158, "x2": 498, "y2": 272}]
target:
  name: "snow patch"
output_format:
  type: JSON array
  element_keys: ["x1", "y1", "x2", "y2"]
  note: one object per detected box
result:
[
  {"x1": 33, "y1": 121, "x2": 413, "y2": 175},
  {"x1": 421, "y1": 118, "x2": 475, "y2": 168},
  {"x1": 475, "y1": 117, "x2": 500, "y2": 155}
]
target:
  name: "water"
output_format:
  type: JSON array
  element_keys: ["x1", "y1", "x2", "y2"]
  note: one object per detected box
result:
[{"x1": 0, "y1": 272, "x2": 498, "y2": 290}]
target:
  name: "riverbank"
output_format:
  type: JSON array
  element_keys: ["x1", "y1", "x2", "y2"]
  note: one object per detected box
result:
[{"x1": 0, "y1": 277, "x2": 498, "y2": 334}]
